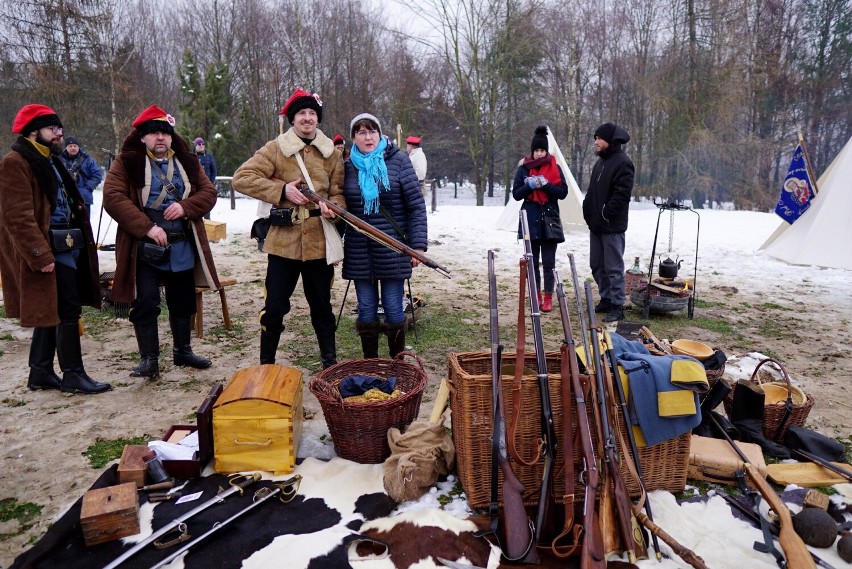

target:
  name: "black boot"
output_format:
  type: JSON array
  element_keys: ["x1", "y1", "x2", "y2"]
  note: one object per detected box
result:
[
  {"x1": 355, "y1": 319, "x2": 381, "y2": 359},
  {"x1": 260, "y1": 328, "x2": 282, "y2": 364},
  {"x1": 130, "y1": 322, "x2": 160, "y2": 378},
  {"x1": 27, "y1": 326, "x2": 62, "y2": 390},
  {"x1": 384, "y1": 320, "x2": 408, "y2": 358},
  {"x1": 56, "y1": 321, "x2": 112, "y2": 394},
  {"x1": 170, "y1": 315, "x2": 212, "y2": 368},
  {"x1": 317, "y1": 329, "x2": 337, "y2": 369}
]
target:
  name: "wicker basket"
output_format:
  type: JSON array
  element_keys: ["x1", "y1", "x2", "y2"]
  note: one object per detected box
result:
[
  {"x1": 309, "y1": 352, "x2": 427, "y2": 464},
  {"x1": 448, "y1": 351, "x2": 690, "y2": 510},
  {"x1": 722, "y1": 358, "x2": 814, "y2": 442}
]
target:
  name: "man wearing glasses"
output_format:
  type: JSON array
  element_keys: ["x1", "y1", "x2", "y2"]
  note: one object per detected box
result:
[
  {"x1": 0, "y1": 104, "x2": 111, "y2": 394},
  {"x1": 232, "y1": 88, "x2": 344, "y2": 369}
]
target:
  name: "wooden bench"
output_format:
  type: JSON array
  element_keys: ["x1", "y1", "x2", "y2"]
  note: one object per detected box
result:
[{"x1": 192, "y1": 278, "x2": 237, "y2": 339}]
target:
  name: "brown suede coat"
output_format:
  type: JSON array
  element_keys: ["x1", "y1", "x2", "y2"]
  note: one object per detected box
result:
[
  {"x1": 0, "y1": 138, "x2": 100, "y2": 327},
  {"x1": 102, "y1": 132, "x2": 220, "y2": 304},
  {"x1": 231, "y1": 128, "x2": 344, "y2": 260}
]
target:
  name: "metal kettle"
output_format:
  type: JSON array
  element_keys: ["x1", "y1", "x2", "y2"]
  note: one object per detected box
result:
[{"x1": 658, "y1": 255, "x2": 683, "y2": 279}]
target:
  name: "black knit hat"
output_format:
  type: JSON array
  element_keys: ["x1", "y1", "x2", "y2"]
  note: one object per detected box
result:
[
  {"x1": 530, "y1": 126, "x2": 549, "y2": 154},
  {"x1": 594, "y1": 122, "x2": 630, "y2": 145},
  {"x1": 65, "y1": 136, "x2": 80, "y2": 146}
]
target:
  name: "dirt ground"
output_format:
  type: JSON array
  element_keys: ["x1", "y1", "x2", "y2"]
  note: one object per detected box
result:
[{"x1": 1, "y1": 227, "x2": 850, "y2": 568}]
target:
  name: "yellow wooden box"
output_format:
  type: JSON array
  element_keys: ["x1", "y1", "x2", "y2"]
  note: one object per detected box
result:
[
  {"x1": 212, "y1": 364, "x2": 302, "y2": 475},
  {"x1": 203, "y1": 219, "x2": 227, "y2": 242}
]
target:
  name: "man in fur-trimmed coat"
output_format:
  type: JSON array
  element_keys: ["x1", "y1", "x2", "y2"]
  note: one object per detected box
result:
[
  {"x1": 0, "y1": 104, "x2": 110, "y2": 394},
  {"x1": 103, "y1": 105, "x2": 220, "y2": 379},
  {"x1": 232, "y1": 88, "x2": 344, "y2": 369}
]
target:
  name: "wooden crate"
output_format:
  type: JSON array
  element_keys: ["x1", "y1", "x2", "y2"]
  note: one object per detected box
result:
[
  {"x1": 117, "y1": 445, "x2": 150, "y2": 488},
  {"x1": 203, "y1": 219, "x2": 227, "y2": 242},
  {"x1": 161, "y1": 383, "x2": 222, "y2": 479},
  {"x1": 213, "y1": 365, "x2": 302, "y2": 475},
  {"x1": 688, "y1": 434, "x2": 766, "y2": 486},
  {"x1": 80, "y1": 482, "x2": 139, "y2": 546}
]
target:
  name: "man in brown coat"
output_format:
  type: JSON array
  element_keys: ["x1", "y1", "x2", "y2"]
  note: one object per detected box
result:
[
  {"x1": 232, "y1": 88, "x2": 344, "y2": 368},
  {"x1": 103, "y1": 105, "x2": 220, "y2": 379},
  {"x1": 0, "y1": 104, "x2": 111, "y2": 394}
]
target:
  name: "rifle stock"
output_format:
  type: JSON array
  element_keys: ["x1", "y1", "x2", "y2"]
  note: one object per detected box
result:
[
  {"x1": 708, "y1": 413, "x2": 815, "y2": 569},
  {"x1": 554, "y1": 273, "x2": 606, "y2": 568},
  {"x1": 299, "y1": 185, "x2": 451, "y2": 278},
  {"x1": 584, "y1": 281, "x2": 644, "y2": 563},
  {"x1": 520, "y1": 211, "x2": 557, "y2": 547},
  {"x1": 487, "y1": 250, "x2": 536, "y2": 563}
]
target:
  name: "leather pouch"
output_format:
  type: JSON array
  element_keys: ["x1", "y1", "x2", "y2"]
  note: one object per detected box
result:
[
  {"x1": 48, "y1": 228, "x2": 85, "y2": 252},
  {"x1": 269, "y1": 207, "x2": 295, "y2": 226},
  {"x1": 138, "y1": 241, "x2": 171, "y2": 264}
]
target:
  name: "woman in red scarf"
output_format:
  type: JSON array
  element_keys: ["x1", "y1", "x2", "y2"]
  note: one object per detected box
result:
[{"x1": 511, "y1": 126, "x2": 569, "y2": 312}]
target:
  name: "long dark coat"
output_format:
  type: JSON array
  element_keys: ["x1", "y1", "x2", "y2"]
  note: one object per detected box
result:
[
  {"x1": 102, "y1": 132, "x2": 220, "y2": 304},
  {"x1": 511, "y1": 159, "x2": 569, "y2": 242},
  {"x1": 582, "y1": 128, "x2": 634, "y2": 234},
  {"x1": 341, "y1": 140, "x2": 427, "y2": 281},
  {"x1": 0, "y1": 138, "x2": 100, "y2": 327}
]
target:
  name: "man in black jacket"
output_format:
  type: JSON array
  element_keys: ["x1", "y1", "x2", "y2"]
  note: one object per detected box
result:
[{"x1": 582, "y1": 122, "x2": 634, "y2": 322}]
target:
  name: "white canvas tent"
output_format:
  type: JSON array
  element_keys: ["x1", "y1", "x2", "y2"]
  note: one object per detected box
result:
[
  {"x1": 496, "y1": 127, "x2": 585, "y2": 232},
  {"x1": 760, "y1": 136, "x2": 852, "y2": 270}
]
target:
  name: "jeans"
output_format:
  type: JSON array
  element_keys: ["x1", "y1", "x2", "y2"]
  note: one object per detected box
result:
[{"x1": 355, "y1": 279, "x2": 405, "y2": 325}]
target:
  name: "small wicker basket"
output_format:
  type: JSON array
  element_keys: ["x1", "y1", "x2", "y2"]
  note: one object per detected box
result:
[
  {"x1": 723, "y1": 358, "x2": 814, "y2": 441},
  {"x1": 309, "y1": 352, "x2": 427, "y2": 464}
]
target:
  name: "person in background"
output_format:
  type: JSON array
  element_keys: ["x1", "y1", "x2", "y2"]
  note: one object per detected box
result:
[
  {"x1": 332, "y1": 134, "x2": 349, "y2": 159},
  {"x1": 232, "y1": 88, "x2": 344, "y2": 369},
  {"x1": 103, "y1": 105, "x2": 220, "y2": 379},
  {"x1": 60, "y1": 136, "x2": 102, "y2": 216},
  {"x1": 511, "y1": 125, "x2": 568, "y2": 313},
  {"x1": 582, "y1": 122, "x2": 634, "y2": 323},
  {"x1": 344, "y1": 113, "x2": 427, "y2": 358},
  {"x1": 0, "y1": 104, "x2": 111, "y2": 394},
  {"x1": 405, "y1": 135, "x2": 427, "y2": 195},
  {"x1": 194, "y1": 137, "x2": 217, "y2": 183}
]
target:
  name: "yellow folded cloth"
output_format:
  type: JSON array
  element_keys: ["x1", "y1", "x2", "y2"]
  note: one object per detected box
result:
[
  {"x1": 670, "y1": 359, "x2": 709, "y2": 392},
  {"x1": 657, "y1": 390, "x2": 697, "y2": 417}
]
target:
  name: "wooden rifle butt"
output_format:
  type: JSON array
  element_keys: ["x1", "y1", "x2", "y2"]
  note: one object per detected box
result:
[{"x1": 634, "y1": 509, "x2": 709, "y2": 569}]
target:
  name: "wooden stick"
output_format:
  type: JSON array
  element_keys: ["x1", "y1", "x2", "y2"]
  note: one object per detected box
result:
[{"x1": 429, "y1": 378, "x2": 450, "y2": 424}]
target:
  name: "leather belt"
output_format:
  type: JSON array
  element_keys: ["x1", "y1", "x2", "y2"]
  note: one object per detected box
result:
[{"x1": 167, "y1": 233, "x2": 187, "y2": 243}]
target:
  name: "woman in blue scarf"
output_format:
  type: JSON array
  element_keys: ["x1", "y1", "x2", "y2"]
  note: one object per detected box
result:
[{"x1": 341, "y1": 113, "x2": 428, "y2": 359}]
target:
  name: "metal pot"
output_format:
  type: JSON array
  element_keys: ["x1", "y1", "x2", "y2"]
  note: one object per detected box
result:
[{"x1": 658, "y1": 255, "x2": 683, "y2": 279}]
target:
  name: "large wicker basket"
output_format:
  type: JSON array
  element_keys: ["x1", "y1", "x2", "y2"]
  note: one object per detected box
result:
[
  {"x1": 723, "y1": 358, "x2": 814, "y2": 442},
  {"x1": 310, "y1": 352, "x2": 427, "y2": 464},
  {"x1": 448, "y1": 351, "x2": 690, "y2": 510}
]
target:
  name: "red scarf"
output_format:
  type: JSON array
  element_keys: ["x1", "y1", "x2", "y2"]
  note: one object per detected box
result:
[{"x1": 523, "y1": 154, "x2": 561, "y2": 204}]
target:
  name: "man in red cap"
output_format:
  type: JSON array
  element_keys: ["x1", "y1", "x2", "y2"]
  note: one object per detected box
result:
[
  {"x1": 332, "y1": 134, "x2": 348, "y2": 159},
  {"x1": 232, "y1": 88, "x2": 344, "y2": 368},
  {"x1": 405, "y1": 135, "x2": 427, "y2": 195},
  {"x1": 0, "y1": 104, "x2": 111, "y2": 394},
  {"x1": 103, "y1": 105, "x2": 221, "y2": 379}
]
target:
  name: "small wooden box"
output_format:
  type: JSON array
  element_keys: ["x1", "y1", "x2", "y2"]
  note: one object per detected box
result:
[
  {"x1": 203, "y1": 219, "x2": 227, "y2": 242},
  {"x1": 117, "y1": 445, "x2": 151, "y2": 488},
  {"x1": 161, "y1": 383, "x2": 223, "y2": 479},
  {"x1": 213, "y1": 364, "x2": 302, "y2": 475},
  {"x1": 80, "y1": 482, "x2": 140, "y2": 546},
  {"x1": 688, "y1": 434, "x2": 767, "y2": 486}
]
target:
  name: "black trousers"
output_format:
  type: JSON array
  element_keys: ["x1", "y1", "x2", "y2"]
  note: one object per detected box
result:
[
  {"x1": 261, "y1": 255, "x2": 335, "y2": 341},
  {"x1": 54, "y1": 263, "x2": 82, "y2": 323},
  {"x1": 530, "y1": 240, "x2": 558, "y2": 293},
  {"x1": 129, "y1": 261, "x2": 196, "y2": 325}
]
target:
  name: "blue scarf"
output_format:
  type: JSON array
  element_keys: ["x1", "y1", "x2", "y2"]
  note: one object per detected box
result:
[{"x1": 350, "y1": 136, "x2": 390, "y2": 215}]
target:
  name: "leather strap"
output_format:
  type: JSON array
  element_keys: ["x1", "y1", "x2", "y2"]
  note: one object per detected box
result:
[{"x1": 550, "y1": 344, "x2": 580, "y2": 558}]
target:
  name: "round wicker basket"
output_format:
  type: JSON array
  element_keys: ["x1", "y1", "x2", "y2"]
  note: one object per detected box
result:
[{"x1": 309, "y1": 352, "x2": 427, "y2": 464}]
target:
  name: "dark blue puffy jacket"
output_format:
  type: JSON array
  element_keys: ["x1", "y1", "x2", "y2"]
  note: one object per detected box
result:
[
  {"x1": 197, "y1": 151, "x2": 217, "y2": 183},
  {"x1": 341, "y1": 139, "x2": 427, "y2": 281},
  {"x1": 60, "y1": 149, "x2": 102, "y2": 205}
]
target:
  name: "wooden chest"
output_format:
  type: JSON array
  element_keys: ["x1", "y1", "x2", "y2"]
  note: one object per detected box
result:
[
  {"x1": 213, "y1": 364, "x2": 302, "y2": 475},
  {"x1": 80, "y1": 482, "x2": 140, "y2": 546}
]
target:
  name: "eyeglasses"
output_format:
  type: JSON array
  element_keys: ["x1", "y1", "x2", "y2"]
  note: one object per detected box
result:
[
  {"x1": 354, "y1": 129, "x2": 378, "y2": 138},
  {"x1": 46, "y1": 125, "x2": 63, "y2": 134}
]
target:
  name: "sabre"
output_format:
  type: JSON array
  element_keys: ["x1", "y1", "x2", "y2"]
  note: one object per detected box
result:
[
  {"x1": 103, "y1": 472, "x2": 262, "y2": 569},
  {"x1": 149, "y1": 475, "x2": 302, "y2": 569}
]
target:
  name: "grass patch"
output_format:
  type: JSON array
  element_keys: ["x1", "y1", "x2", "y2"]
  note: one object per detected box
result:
[
  {"x1": 0, "y1": 498, "x2": 42, "y2": 526},
  {"x1": 83, "y1": 436, "x2": 151, "y2": 469},
  {"x1": 760, "y1": 302, "x2": 785, "y2": 310},
  {"x1": 0, "y1": 334, "x2": 14, "y2": 341},
  {"x1": 2, "y1": 398, "x2": 26, "y2": 408}
]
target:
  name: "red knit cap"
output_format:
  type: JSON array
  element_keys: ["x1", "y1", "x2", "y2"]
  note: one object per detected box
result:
[
  {"x1": 333, "y1": 134, "x2": 344, "y2": 144},
  {"x1": 132, "y1": 104, "x2": 176, "y2": 135},
  {"x1": 279, "y1": 89, "x2": 323, "y2": 124},
  {"x1": 405, "y1": 135, "x2": 422, "y2": 145},
  {"x1": 12, "y1": 104, "x2": 62, "y2": 134}
]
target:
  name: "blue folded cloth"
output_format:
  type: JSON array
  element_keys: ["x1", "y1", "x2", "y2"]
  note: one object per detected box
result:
[{"x1": 339, "y1": 375, "x2": 397, "y2": 397}]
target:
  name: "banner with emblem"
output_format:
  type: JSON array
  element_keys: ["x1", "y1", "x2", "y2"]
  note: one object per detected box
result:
[{"x1": 774, "y1": 144, "x2": 815, "y2": 223}]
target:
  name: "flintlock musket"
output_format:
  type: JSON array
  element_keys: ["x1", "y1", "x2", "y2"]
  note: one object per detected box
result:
[{"x1": 299, "y1": 184, "x2": 451, "y2": 278}]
